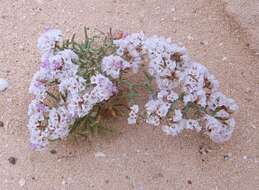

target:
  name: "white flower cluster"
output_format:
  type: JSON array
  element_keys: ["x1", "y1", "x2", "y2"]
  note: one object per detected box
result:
[
  {"x1": 28, "y1": 29, "x2": 119, "y2": 149},
  {"x1": 116, "y1": 33, "x2": 238, "y2": 143},
  {"x1": 28, "y1": 29, "x2": 239, "y2": 149},
  {"x1": 101, "y1": 55, "x2": 130, "y2": 79},
  {"x1": 113, "y1": 32, "x2": 145, "y2": 73}
]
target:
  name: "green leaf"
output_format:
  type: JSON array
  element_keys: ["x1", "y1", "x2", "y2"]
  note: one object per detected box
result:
[{"x1": 71, "y1": 33, "x2": 76, "y2": 48}]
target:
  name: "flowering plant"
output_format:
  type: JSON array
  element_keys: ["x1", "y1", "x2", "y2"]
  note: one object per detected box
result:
[{"x1": 28, "y1": 28, "x2": 238, "y2": 150}]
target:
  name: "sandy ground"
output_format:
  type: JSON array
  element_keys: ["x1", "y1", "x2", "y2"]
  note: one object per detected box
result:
[
  {"x1": 223, "y1": 0, "x2": 259, "y2": 53},
  {"x1": 0, "y1": 0, "x2": 259, "y2": 189}
]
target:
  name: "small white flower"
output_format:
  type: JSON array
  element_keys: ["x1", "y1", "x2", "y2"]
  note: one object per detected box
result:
[
  {"x1": 127, "y1": 104, "x2": 139, "y2": 125},
  {"x1": 157, "y1": 90, "x2": 169, "y2": 100},
  {"x1": 156, "y1": 101, "x2": 170, "y2": 117},
  {"x1": 28, "y1": 100, "x2": 49, "y2": 116},
  {"x1": 173, "y1": 109, "x2": 183, "y2": 122},
  {"x1": 130, "y1": 104, "x2": 139, "y2": 113},
  {"x1": 48, "y1": 106, "x2": 72, "y2": 140},
  {"x1": 168, "y1": 123, "x2": 184, "y2": 136},
  {"x1": 203, "y1": 114, "x2": 235, "y2": 143},
  {"x1": 145, "y1": 99, "x2": 159, "y2": 114},
  {"x1": 101, "y1": 55, "x2": 130, "y2": 78},
  {"x1": 146, "y1": 114, "x2": 160, "y2": 126},
  {"x1": 28, "y1": 112, "x2": 48, "y2": 150},
  {"x1": 113, "y1": 32, "x2": 145, "y2": 73},
  {"x1": 180, "y1": 62, "x2": 208, "y2": 105},
  {"x1": 215, "y1": 110, "x2": 230, "y2": 119},
  {"x1": 185, "y1": 119, "x2": 201, "y2": 132},
  {"x1": 208, "y1": 91, "x2": 239, "y2": 113},
  {"x1": 156, "y1": 78, "x2": 176, "y2": 90},
  {"x1": 29, "y1": 71, "x2": 48, "y2": 100},
  {"x1": 161, "y1": 125, "x2": 171, "y2": 135},
  {"x1": 128, "y1": 116, "x2": 137, "y2": 125},
  {"x1": 59, "y1": 76, "x2": 86, "y2": 95},
  {"x1": 167, "y1": 90, "x2": 179, "y2": 102},
  {"x1": 37, "y1": 29, "x2": 63, "y2": 55}
]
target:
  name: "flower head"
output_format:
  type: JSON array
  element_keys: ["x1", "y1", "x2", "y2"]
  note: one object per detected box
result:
[{"x1": 37, "y1": 29, "x2": 63, "y2": 55}]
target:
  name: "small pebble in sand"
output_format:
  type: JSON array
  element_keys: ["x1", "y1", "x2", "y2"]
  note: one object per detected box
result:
[
  {"x1": 199, "y1": 145, "x2": 212, "y2": 155},
  {"x1": 89, "y1": 184, "x2": 95, "y2": 188},
  {"x1": 19, "y1": 45, "x2": 25, "y2": 50},
  {"x1": 200, "y1": 41, "x2": 208, "y2": 46},
  {"x1": 222, "y1": 57, "x2": 227, "y2": 61},
  {"x1": 0, "y1": 121, "x2": 4, "y2": 127},
  {"x1": 62, "y1": 180, "x2": 67, "y2": 185},
  {"x1": 187, "y1": 35, "x2": 194, "y2": 41},
  {"x1": 245, "y1": 87, "x2": 252, "y2": 93},
  {"x1": 8, "y1": 157, "x2": 17, "y2": 165},
  {"x1": 0, "y1": 79, "x2": 8, "y2": 91},
  {"x1": 19, "y1": 178, "x2": 26, "y2": 186},
  {"x1": 95, "y1": 152, "x2": 106, "y2": 158},
  {"x1": 223, "y1": 155, "x2": 229, "y2": 160},
  {"x1": 152, "y1": 173, "x2": 164, "y2": 180},
  {"x1": 171, "y1": 7, "x2": 176, "y2": 12},
  {"x1": 125, "y1": 175, "x2": 130, "y2": 180},
  {"x1": 243, "y1": 155, "x2": 247, "y2": 160},
  {"x1": 223, "y1": 153, "x2": 232, "y2": 160},
  {"x1": 50, "y1": 149, "x2": 57, "y2": 154}
]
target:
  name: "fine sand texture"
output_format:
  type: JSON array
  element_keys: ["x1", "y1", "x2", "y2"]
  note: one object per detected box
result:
[{"x1": 0, "y1": 0, "x2": 258, "y2": 189}]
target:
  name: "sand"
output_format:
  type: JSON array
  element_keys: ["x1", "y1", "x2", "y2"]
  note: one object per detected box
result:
[{"x1": 0, "y1": 0, "x2": 258, "y2": 189}]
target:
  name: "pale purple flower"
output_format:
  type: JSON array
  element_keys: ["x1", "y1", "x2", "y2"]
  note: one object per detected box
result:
[
  {"x1": 127, "y1": 105, "x2": 139, "y2": 125},
  {"x1": 37, "y1": 29, "x2": 63, "y2": 55}
]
